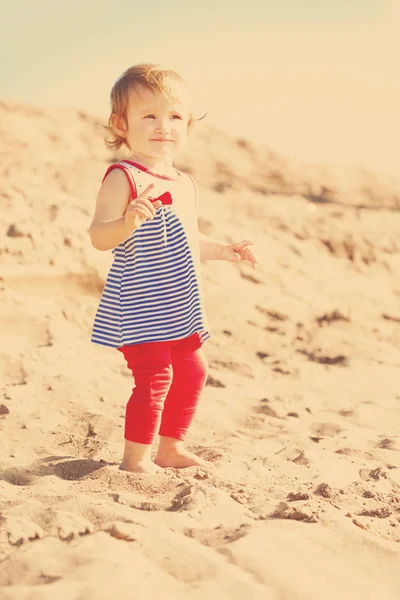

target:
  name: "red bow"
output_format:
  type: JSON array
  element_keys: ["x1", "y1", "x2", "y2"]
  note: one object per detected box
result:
[{"x1": 149, "y1": 192, "x2": 172, "y2": 205}]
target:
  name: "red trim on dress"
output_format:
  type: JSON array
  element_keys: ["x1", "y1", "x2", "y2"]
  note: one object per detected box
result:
[
  {"x1": 103, "y1": 164, "x2": 137, "y2": 199},
  {"x1": 123, "y1": 160, "x2": 181, "y2": 181}
]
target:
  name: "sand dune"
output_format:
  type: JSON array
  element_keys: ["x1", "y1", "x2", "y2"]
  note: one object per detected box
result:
[{"x1": 1, "y1": 99, "x2": 400, "y2": 599}]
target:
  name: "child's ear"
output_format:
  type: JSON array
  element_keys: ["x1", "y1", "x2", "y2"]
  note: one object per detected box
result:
[{"x1": 110, "y1": 114, "x2": 127, "y2": 137}]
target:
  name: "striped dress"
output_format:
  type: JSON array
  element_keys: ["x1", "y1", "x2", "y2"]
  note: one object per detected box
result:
[{"x1": 91, "y1": 160, "x2": 210, "y2": 348}]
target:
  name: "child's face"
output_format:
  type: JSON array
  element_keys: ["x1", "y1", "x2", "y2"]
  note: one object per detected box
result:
[{"x1": 119, "y1": 85, "x2": 190, "y2": 163}]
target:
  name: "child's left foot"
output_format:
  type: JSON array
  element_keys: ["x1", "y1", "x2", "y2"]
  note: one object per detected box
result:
[{"x1": 154, "y1": 447, "x2": 210, "y2": 469}]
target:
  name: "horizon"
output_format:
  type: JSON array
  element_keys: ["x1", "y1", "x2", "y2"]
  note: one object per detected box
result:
[{"x1": 1, "y1": 0, "x2": 399, "y2": 176}]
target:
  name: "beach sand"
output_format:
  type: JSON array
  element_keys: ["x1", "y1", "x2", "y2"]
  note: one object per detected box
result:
[{"x1": 1, "y1": 100, "x2": 400, "y2": 599}]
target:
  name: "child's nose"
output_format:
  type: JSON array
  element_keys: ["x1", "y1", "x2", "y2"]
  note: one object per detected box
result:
[{"x1": 156, "y1": 118, "x2": 171, "y2": 133}]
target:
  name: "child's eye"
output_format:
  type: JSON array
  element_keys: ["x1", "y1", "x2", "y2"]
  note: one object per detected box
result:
[
  {"x1": 145, "y1": 114, "x2": 156, "y2": 119},
  {"x1": 171, "y1": 114, "x2": 182, "y2": 120}
]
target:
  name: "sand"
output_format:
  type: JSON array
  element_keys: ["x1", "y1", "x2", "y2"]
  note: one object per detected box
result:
[{"x1": 0, "y1": 99, "x2": 400, "y2": 599}]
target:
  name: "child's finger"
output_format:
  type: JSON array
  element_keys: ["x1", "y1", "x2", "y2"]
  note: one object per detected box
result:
[
  {"x1": 142, "y1": 198, "x2": 158, "y2": 213},
  {"x1": 241, "y1": 246, "x2": 257, "y2": 267},
  {"x1": 129, "y1": 196, "x2": 157, "y2": 217},
  {"x1": 128, "y1": 203, "x2": 154, "y2": 220},
  {"x1": 135, "y1": 198, "x2": 159, "y2": 216},
  {"x1": 234, "y1": 240, "x2": 253, "y2": 252},
  {"x1": 137, "y1": 184, "x2": 155, "y2": 199},
  {"x1": 246, "y1": 251, "x2": 258, "y2": 269},
  {"x1": 129, "y1": 206, "x2": 153, "y2": 222}
]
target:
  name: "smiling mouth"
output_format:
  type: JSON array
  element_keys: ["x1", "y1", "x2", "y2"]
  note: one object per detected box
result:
[{"x1": 150, "y1": 139, "x2": 174, "y2": 142}]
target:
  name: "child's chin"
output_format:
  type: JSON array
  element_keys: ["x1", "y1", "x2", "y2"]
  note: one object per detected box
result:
[{"x1": 153, "y1": 148, "x2": 176, "y2": 158}]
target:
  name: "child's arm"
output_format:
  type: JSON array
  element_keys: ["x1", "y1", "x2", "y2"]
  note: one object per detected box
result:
[
  {"x1": 199, "y1": 234, "x2": 257, "y2": 269},
  {"x1": 89, "y1": 170, "x2": 159, "y2": 251},
  {"x1": 198, "y1": 233, "x2": 225, "y2": 261}
]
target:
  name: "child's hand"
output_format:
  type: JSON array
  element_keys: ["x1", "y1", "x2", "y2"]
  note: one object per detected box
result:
[
  {"x1": 124, "y1": 184, "x2": 162, "y2": 230},
  {"x1": 221, "y1": 240, "x2": 258, "y2": 269}
]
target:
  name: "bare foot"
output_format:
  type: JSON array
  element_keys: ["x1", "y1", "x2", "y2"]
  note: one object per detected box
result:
[
  {"x1": 119, "y1": 461, "x2": 162, "y2": 474},
  {"x1": 119, "y1": 440, "x2": 160, "y2": 473},
  {"x1": 154, "y1": 448, "x2": 211, "y2": 469}
]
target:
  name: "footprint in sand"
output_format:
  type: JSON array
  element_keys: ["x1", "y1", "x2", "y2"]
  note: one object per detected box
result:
[
  {"x1": 296, "y1": 349, "x2": 348, "y2": 366},
  {"x1": 310, "y1": 422, "x2": 342, "y2": 438},
  {"x1": 167, "y1": 484, "x2": 209, "y2": 512},
  {"x1": 54, "y1": 510, "x2": 94, "y2": 541},
  {"x1": 206, "y1": 374, "x2": 225, "y2": 388},
  {"x1": 359, "y1": 467, "x2": 389, "y2": 482},
  {"x1": 356, "y1": 507, "x2": 392, "y2": 519},
  {"x1": 0, "y1": 467, "x2": 37, "y2": 487},
  {"x1": 253, "y1": 398, "x2": 279, "y2": 418},
  {"x1": 376, "y1": 437, "x2": 399, "y2": 451},
  {"x1": 167, "y1": 484, "x2": 248, "y2": 521},
  {"x1": 0, "y1": 357, "x2": 28, "y2": 386},
  {"x1": 194, "y1": 447, "x2": 223, "y2": 462},
  {"x1": 184, "y1": 523, "x2": 252, "y2": 549},
  {"x1": 270, "y1": 501, "x2": 319, "y2": 523},
  {"x1": 105, "y1": 521, "x2": 137, "y2": 541},
  {"x1": 1, "y1": 516, "x2": 44, "y2": 546}
]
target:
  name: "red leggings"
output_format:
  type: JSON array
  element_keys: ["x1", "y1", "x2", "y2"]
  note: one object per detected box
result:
[{"x1": 117, "y1": 334, "x2": 208, "y2": 444}]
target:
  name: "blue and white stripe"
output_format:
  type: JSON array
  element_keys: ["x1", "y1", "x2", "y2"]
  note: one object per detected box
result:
[{"x1": 91, "y1": 165, "x2": 210, "y2": 348}]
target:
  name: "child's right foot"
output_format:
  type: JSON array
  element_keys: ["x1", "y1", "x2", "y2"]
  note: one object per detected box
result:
[
  {"x1": 119, "y1": 461, "x2": 162, "y2": 474},
  {"x1": 120, "y1": 440, "x2": 159, "y2": 473}
]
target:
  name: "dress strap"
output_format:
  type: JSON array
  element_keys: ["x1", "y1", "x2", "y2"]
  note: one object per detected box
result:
[{"x1": 102, "y1": 163, "x2": 137, "y2": 199}]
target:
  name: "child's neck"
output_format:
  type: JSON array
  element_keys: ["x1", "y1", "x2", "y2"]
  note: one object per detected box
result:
[{"x1": 126, "y1": 153, "x2": 176, "y2": 178}]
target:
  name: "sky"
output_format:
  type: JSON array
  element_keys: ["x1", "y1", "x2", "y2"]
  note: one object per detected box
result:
[{"x1": 1, "y1": 0, "x2": 399, "y2": 175}]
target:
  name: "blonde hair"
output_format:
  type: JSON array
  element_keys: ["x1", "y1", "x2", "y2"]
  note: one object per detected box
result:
[{"x1": 105, "y1": 63, "x2": 194, "y2": 151}]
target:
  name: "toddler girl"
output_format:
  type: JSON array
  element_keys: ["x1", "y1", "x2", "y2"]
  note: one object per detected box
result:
[{"x1": 90, "y1": 64, "x2": 257, "y2": 473}]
